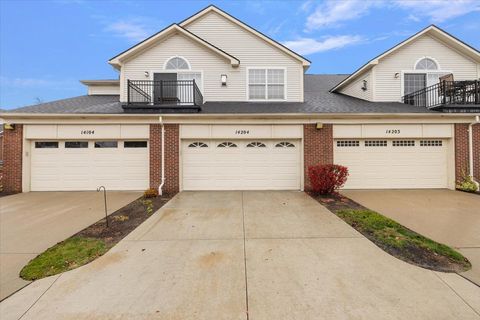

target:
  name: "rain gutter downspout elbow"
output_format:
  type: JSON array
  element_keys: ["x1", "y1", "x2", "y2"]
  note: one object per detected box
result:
[{"x1": 158, "y1": 116, "x2": 166, "y2": 196}]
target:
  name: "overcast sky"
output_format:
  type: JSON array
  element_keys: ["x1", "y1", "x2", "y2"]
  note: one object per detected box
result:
[{"x1": 1, "y1": 0, "x2": 479, "y2": 109}]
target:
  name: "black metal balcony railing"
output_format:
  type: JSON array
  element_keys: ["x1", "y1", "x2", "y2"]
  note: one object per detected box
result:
[
  {"x1": 402, "y1": 80, "x2": 480, "y2": 110},
  {"x1": 127, "y1": 80, "x2": 203, "y2": 106}
]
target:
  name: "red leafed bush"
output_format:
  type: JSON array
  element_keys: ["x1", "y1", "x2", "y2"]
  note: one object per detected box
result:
[{"x1": 308, "y1": 164, "x2": 349, "y2": 194}]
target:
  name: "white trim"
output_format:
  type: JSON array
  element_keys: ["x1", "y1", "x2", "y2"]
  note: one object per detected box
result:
[
  {"x1": 413, "y1": 56, "x2": 441, "y2": 70},
  {"x1": 163, "y1": 55, "x2": 192, "y2": 70},
  {"x1": 179, "y1": 6, "x2": 310, "y2": 67},
  {"x1": 246, "y1": 67, "x2": 287, "y2": 101}
]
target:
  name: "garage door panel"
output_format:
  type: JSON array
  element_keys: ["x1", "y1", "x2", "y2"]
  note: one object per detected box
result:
[
  {"x1": 31, "y1": 140, "x2": 148, "y2": 191},
  {"x1": 334, "y1": 139, "x2": 447, "y2": 189},
  {"x1": 182, "y1": 139, "x2": 300, "y2": 191}
]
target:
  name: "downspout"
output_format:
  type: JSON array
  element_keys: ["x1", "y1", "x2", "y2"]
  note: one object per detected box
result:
[
  {"x1": 468, "y1": 115, "x2": 480, "y2": 188},
  {"x1": 158, "y1": 116, "x2": 166, "y2": 196}
]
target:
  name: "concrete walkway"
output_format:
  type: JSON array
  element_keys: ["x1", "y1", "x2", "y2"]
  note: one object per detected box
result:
[
  {"x1": 342, "y1": 189, "x2": 480, "y2": 286},
  {"x1": 0, "y1": 191, "x2": 142, "y2": 300},
  {"x1": 1, "y1": 191, "x2": 479, "y2": 319}
]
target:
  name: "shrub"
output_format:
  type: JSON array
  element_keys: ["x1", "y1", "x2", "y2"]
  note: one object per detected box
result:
[
  {"x1": 308, "y1": 164, "x2": 349, "y2": 194},
  {"x1": 456, "y1": 171, "x2": 478, "y2": 193},
  {"x1": 143, "y1": 188, "x2": 158, "y2": 198}
]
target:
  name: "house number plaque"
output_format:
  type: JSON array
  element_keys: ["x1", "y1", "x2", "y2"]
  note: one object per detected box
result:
[
  {"x1": 385, "y1": 129, "x2": 400, "y2": 134},
  {"x1": 81, "y1": 130, "x2": 95, "y2": 135},
  {"x1": 235, "y1": 130, "x2": 250, "y2": 135}
]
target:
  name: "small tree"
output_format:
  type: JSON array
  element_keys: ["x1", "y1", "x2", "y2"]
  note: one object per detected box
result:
[{"x1": 308, "y1": 164, "x2": 349, "y2": 194}]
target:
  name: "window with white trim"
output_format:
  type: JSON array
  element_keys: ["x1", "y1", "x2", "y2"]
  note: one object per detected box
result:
[
  {"x1": 420, "y1": 140, "x2": 443, "y2": 147},
  {"x1": 365, "y1": 140, "x2": 387, "y2": 147},
  {"x1": 246, "y1": 142, "x2": 267, "y2": 148},
  {"x1": 248, "y1": 68, "x2": 285, "y2": 100},
  {"x1": 415, "y1": 58, "x2": 438, "y2": 70},
  {"x1": 165, "y1": 57, "x2": 190, "y2": 70},
  {"x1": 392, "y1": 140, "x2": 415, "y2": 147},
  {"x1": 188, "y1": 142, "x2": 208, "y2": 148},
  {"x1": 217, "y1": 142, "x2": 237, "y2": 148},
  {"x1": 275, "y1": 142, "x2": 295, "y2": 148},
  {"x1": 336, "y1": 141, "x2": 360, "y2": 147}
]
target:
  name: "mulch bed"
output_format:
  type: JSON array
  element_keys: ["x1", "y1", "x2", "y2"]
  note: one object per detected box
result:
[
  {"x1": 308, "y1": 192, "x2": 470, "y2": 273},
  {"x1": 75, "y1": 194, "x2": 173, "y2": 247}
]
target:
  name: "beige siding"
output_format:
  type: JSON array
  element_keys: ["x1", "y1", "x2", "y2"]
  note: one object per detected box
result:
[
  {"x1": 338, "y1": 71, "x2": 372, "y2": 101},
  {"x1": 184, "y1": 11, "x2": 304, "y2": 101},
  {"x1": 88, "y1": 85, "x2": 120, "y2": 96},
  {"x1": 374, "y1": 34, "x2": 478, "y2": 102},
  {"x1": 121, "y1": 33, "x2": 240, "y2": 102}
]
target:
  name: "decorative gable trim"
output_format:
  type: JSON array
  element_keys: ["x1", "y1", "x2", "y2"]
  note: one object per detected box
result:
[
  {"x1": 330, "y1": 25, "x2": 480, "y2": 92},
  {"x1": 108, "y1": 24, "x2": 240, "y2": 68},
  {"x1": 179, "y1": 5, "x2": 311, "y2": 68}
]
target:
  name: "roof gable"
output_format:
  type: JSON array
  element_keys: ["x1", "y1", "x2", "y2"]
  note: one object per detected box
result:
[
  {"x1": 179, "y1": 5, "x2": 310, "y2": 68},
  {"x1": 108, "y1": 24, "x2": 239, "y2": 68},
  {"x1": 331, "y1": 25, "x2": 480, "y2": 92}
]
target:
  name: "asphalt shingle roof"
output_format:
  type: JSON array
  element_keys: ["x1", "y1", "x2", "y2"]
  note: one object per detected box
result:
[{"x1": 3, "y1": 75, "x2": 437, "y2": 115}]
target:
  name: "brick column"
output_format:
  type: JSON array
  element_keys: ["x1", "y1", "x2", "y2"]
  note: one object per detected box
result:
[
  {"x1": 150, "y1": 124, "x2": 179, "y2": 195},
  {"x1": 454, "y1": 123, "x2": 480, "y2": 183},
  {"x1": 473, "y1": 124, "x2": 480, "y2": 182},
  {"x1": 303, "y1": 124, "x2": 333, "y2": 191},
  {"x1": 3, "y1": 124, "x2": 23, "y2": 193}
]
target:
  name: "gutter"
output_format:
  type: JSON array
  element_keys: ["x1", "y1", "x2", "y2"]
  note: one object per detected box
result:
[
  {"x1": 468, "y1": 115, "x2": 480, "y2": 188},
  {"x1": 158, "y1": 116, "x2": 166, "y2": 196}
]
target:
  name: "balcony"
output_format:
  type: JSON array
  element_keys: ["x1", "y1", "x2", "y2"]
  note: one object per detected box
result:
[
  {"x1": 402, "y1": 80, "x2": 480, "y2": 112},
  {"x1": 125, "y1": 80, "x2": 203, "y2": 112}
]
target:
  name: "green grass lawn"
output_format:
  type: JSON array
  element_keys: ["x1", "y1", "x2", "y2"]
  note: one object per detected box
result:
[
  {"x1": 336, "y1": 209, "x2": 470, "y2": 267},
  {"x1": 20, "y1": 237, "x2": 109, "y2": 281}
]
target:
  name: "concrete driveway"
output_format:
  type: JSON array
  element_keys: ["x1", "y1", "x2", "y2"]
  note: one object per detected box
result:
[
  {"x1": 0, "y1": 191, "x2": 141, "y2": 300},
  {"x1": 1, "y1": 191, "x2": 479, "y2": 320},
  {"x1": 342, "y1": 189, "x2": 480, "y2": 286}
]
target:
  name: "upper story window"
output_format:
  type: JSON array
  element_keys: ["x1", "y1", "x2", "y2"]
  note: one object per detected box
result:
[
  {"x1": 415, "y1": 58, "x2": 438, "y2": 71},
  {"x1": 165, "y1": 56, "x2": 190, "y2": 70},
  {"x1": 248, "y1": 68, "x2": 285, "y2": 100}
]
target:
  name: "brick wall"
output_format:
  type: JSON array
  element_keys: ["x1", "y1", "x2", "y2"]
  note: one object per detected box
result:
[
  {"x1": 303, "y1": 124, "x2": 333, "y2": 191},
  {"x1": 3, "y1": 124, "x2": 23, "y2": 193},
  {"x1": 150, "y1": 124, "x2": 179, "y2": 195},
  {"x1": 454, "y1": 123, "x2": 480, "y2": 183},
  {"x1": 474, "y1": 124, "x2": 480, "y2": 182}
]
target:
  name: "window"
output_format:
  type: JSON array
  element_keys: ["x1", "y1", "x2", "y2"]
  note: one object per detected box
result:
[
  {"x1": 248, "y1": 68, "x2": 285, "y2": 100},
  {"x1": 246, "y1": 142, "x2": 266, "y2": 148},
  {"x1": 420, "y1": 140, "x2": 443, "y2": 147},
  {"x1": 365, "y1": 140, "x2": 387, "y2": 147},
  {"x1": 404, "y1": 73, "x2": 426, "y2": 95},
  {"x1": 124, "y1": 141, "x2": 147, "y2": 148},
  {"x1": 65, "y1": 141, "x2": 88, "y2": 148},
  {"x1": 336, "y1": 141, "x2": 360, "y2": 147},
  {"x1": 188, "y1": 142, "x2": 208, "y2": 148},
  {"x1": 393, "y1": 140, "x2": 415, "y2": 147},
  {"x1": 275, "y1": 142, "x2": 295, "y2": 148},
  {"x1": 35, "y1": 141, "x2": 58, "y2": 148},
  {"x1": 217, "y1": 142, "x2": 237, "y2": 148},
  {"x1": 165, "y1": 57, "x2": 190, "y2": 70},
  {"x1": 415, "y1": 58, "x2": 438, "y2": 70},
  {"x1": 94, "y1": 141, "x2": 118, "y2": 148}
]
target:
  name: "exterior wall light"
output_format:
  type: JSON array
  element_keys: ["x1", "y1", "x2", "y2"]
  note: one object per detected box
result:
[
  {"x1": 4, "y1": 123, "x2": 15, "y2": 130},
  {"x1": 221, "y1": 74, "x2": 227, "y2": 86},
  {"x1": 144, "y1": 71, "x2": 150, "y2": 78},
  {"x1": 394, "y1": 72, "x2": 400, "y2": 78},
  {"x1": 361, "y1": 80, "x2": 368, "y2": 91},
  {"x1": 316, "y1": 123, "x2": 323, "y2": 129}
]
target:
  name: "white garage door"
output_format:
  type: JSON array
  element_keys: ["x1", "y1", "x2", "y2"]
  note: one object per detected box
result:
[
  {"x1": 31, "y1": 140, "x2": 149, "y2": 191},
  {"x1": 182, "y1": 140, "x2": 301, "y2": 190},
  {"x1": 334, "y1": 139, "x2": 448, "y2": 189}
]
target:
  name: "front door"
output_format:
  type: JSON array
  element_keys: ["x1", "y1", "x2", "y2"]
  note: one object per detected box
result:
[{"x1": 153, "y1": 73, "x2": 177, "y2": 104}]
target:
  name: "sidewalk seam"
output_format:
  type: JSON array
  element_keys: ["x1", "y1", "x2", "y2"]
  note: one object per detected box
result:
[
  {"x1": 18, "y1": 274, "x2": 62, "y2": 320},
  {"x1": 433, "y1": 272, "x2": 480, "y2": 317}
]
